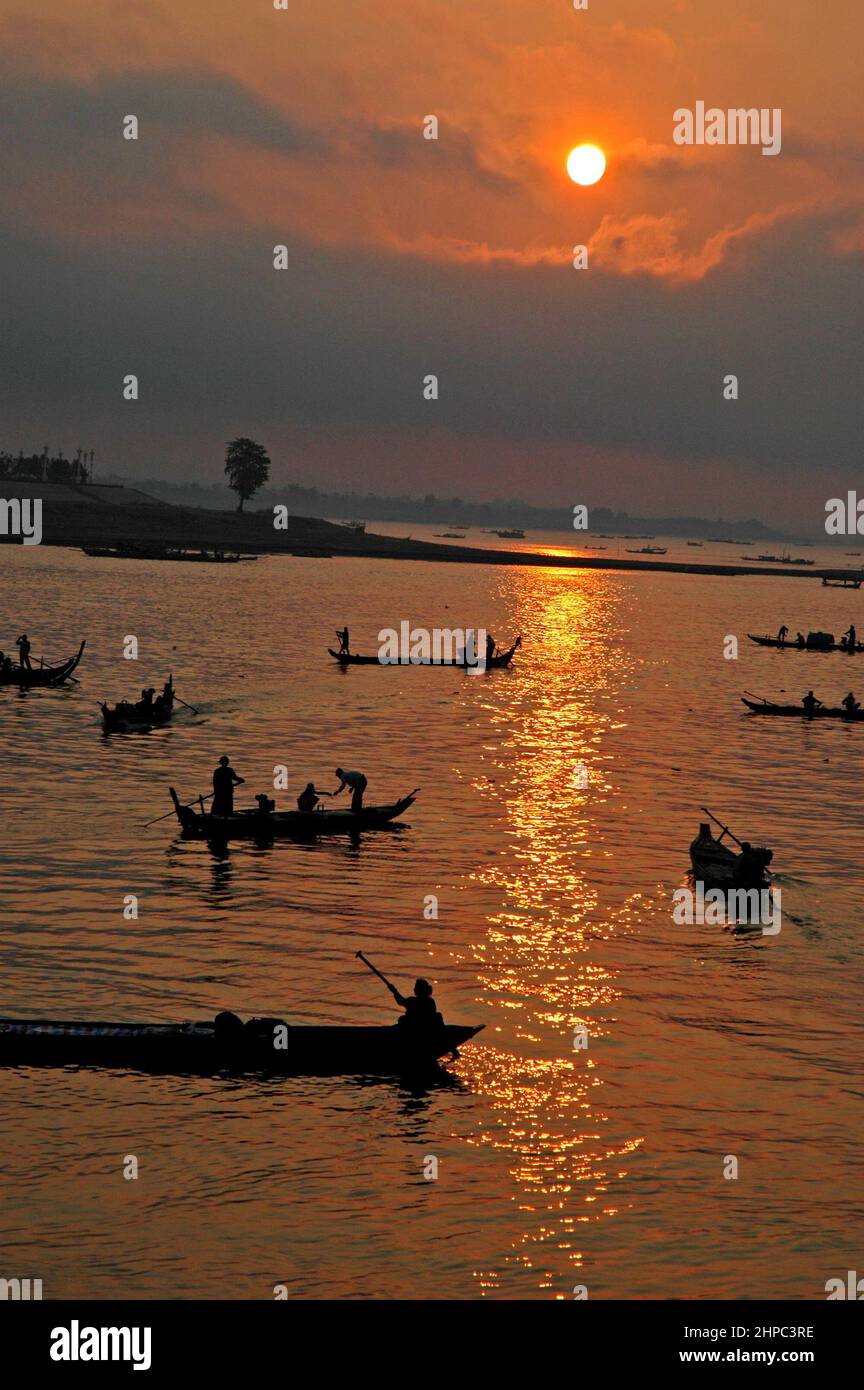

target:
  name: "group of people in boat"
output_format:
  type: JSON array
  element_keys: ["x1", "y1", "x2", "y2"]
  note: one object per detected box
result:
[
  {"x1": 211, "y1": 758, "x2": 369, "y2": 817},
  {"x1": 801, "y1": 689, "x2": 860, "y2": 715},
  {"x1": 106, "y1": 679, "x2": 174, "y2": 722},
  {"x1": 776, "y1": 624, "x2": 857, "y2": 650}
]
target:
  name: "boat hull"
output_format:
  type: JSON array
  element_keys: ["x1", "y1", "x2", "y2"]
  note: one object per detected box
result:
[
  {"x1": 0, "y1": 640, "x2": 85, "y2": 688},
  {"x1": 328, "y1": 642, "x2": 519, "y2": 669},
  {"x1": 172, "y1": 790, "x2": 417, "y2": 840},
  {"x1": 741, "y1": 698, "x2": 864, "y2": 720},
  {"x1": 0, "y1": 1017, "x2": 483, "y2": 1076}
]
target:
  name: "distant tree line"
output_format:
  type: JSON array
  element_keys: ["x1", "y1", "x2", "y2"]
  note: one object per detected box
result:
[{"x1": 1, "y1": 447, "x2": 95, "y2": 483}]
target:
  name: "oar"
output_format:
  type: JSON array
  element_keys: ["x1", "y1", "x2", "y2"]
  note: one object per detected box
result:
[
  {"x1": 700, "y1": 805, "x2": 744, "y2": 849},
  {"x1": 356, "y1": 950, "x2": 400, "y2": 1000},
  {"x1": 174, "y1": 694, "x2": 199, "y2": 715},
  {"x1": 742, "y1": 690, "x2": 767, "y2": 704},
  {"x1": 142, "y1": 792, "x2": 214, "y2": 828}
]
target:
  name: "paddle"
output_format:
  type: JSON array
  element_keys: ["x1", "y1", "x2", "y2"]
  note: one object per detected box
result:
[
  {"x1": 142, "y1": 792, "x2": 214, "y2": 828},
  {"x1": 742, "y1": 690, "x2": 767, "y2": 704},
  {"x1": 700, "y1": 805, "x2": 744, "y2": 849},
  {"x1": 174, "y1": 694, "x2": 199, "y2": 715},
  {"x1": 356, "y1": 950, "x2": 400, "y2": 1001}
]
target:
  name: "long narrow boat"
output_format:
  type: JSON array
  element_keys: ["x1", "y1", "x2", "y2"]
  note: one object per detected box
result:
[
  {"x1": 748, "y1": 634, "x2": 863, "y2": 653},
  {"x1": 741, "y1": 696, "x2": 864, "y2": 720},
  {"x1": 101, "y1": 678, "x2": 175, "y2": 731},
  {"x1": 822, "y1": 577, "x2": 862, "y2": 588},
  {"x1": 0, "y1": 640, "x2": 85, "y2": 688},
  {"x1": 0, "y1": 1014, "x2": 483, "y2": 1076},
  {"x1": 170, "y1": 787, "x2": 418, "y2": 839},
  {"x1": 328, "y1": 637, "x2": 521, "y2": 669}
]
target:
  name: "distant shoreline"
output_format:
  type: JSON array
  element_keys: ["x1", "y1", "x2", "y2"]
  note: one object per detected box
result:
[{"x1": 1, "y1": 480, "x2": 860, "y2": 582}]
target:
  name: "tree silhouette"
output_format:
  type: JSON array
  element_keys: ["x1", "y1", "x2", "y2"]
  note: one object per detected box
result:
[{"x1": 224, "y1": 437, "x2": 271, "y2": 511}]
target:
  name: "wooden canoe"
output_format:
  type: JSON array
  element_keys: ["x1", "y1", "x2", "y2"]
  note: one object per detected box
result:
[
  {"x1": 741, "y1": 697, "x2": 864, "y2": 720},
  {"x1": 747, "y1": 634, "x2": 863, "y2": 653},
  {"x1": 689, "y1": 831, "x2": 772, "y2": 889},
  {"x1": 101, "y1": 679, "x2": 175, "y2": 731},
  {"x1": 0, "y1": 1014, "x2": 484, "y2": 1076},
  {"x1": 328, "y1": 636, "x2": 521, "y2": 669},
  {"x1": 0, "y1": 640, "x2": 85, "y2": 687},
  {"x1": 170, "y1": 787, "x2": 418, "y2": 839}
]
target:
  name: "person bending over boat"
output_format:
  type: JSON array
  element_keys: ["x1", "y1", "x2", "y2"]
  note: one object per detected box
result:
[
  {"x1": 801, "y1": 690, "x2": 822, "y2": 716},
  {"x1": 842, "y1": 691, "x2": 860, "y2": 714},
  {"x1": 777, "y1": 625, "x2": 789, "y2": 644},
  {"x1": 297, "y1": 782, "x2": 323, "y2": 813},
  {"x1": 336, "y1": 626, "x2": 350, "y2": 655},
  {"x1": 212, "y1": 756, "x2": 245, "y2": 816},
  {"x1": 796, "y1": 632, "x2": 806, "y2": 648},
  {"x1": 15, "y1": 633, "x2": 31, "y2": 669},
  {"x1": 333, "y1": 767, "x2": 367, "y2": 813}
]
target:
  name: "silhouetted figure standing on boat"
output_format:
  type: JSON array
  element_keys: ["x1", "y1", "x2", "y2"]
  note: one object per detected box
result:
[
  {"x1": 16, "y1": 633, "x2": 31, "y2": 669},
  {"x1": 801, "y1": 690, "x2": 822, "y2": 716},
  {"x1": 212, "y1": 756, "x2": 244, "y2": 816},
  {"x1": 777, "y1": 625, "x2": 788, "y2": 644},
  {"x1": 336, "y1": 626, "x2": 350, "y2": 655},
  {"x1": 333, "y1": 767, "x2": 367, "y2": 812},
  {"x1": 843, "y1": 624, "x2": 857, "y2": 652}
]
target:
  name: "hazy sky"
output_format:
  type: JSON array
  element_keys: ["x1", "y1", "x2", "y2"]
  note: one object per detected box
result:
[{"x1": 1, "y1": 0, "x2": 862, "y2": 527}]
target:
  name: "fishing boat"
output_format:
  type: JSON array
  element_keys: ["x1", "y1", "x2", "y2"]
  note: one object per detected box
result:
[
  {"x1": 0, "y1": 640, "x2": 85, "y2": 688},
  {"x1": 822, "y1": 577, "x2": 862, "y2": 589},
  {"x1": 741, "y1": 696, "x2": 864, "y2": 720},
  {"x1": 169, "y1": 787, "x2": 418, "y2": 839},
  {"x1": 101, "y1": 678, "x2": 176, "y2": 731},
  {"x1": 747, "y1": 633, "x2": 863, "y2": 653},
  {"x1": 0, "y1": 1013, "x2": 483, "y2": 1076},
  {"x1": 689, "y1": 821, "x2": 773, "y2": 889},
  {"x1": 328, "y1": 636, "x2": 522, "y2": 669},
  {"x1": 625, "y1": 545, "x2": 667, "y2": 555},
  {"x1": 493, "y1": 528, "x2": 525, "y2": 539}
]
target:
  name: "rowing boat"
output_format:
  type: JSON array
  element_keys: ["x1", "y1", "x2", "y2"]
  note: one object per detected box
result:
[
  {"x1": 102, "y1": 678, "x2": 175, "y2": 731},
  {"x1": 170, "y1": 787, "x2": 417, "y2": 839},
  {"x1": 0, "y1": 640, "x2": 85, "y2": 688},
  {"x1": 748, "y1": 634, "x2": 863, "y2": 653},
  {"x1": 0, "y1": 1014, "x2": 483, "y2": 1076},
  {"x1": 689, "y1": 828, "x2": 772, "y2": 888},
  {"x1": 741, "y1": 697, "x2": 864, "y2": 720},
  {"x1": 328, "y1": 637, "x2": 521, "y2": 669}
]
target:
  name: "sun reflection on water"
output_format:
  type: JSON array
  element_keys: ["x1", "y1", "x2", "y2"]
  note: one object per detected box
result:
[{"x1": 450, "y1": 570, "x2": 647, "y2": 1290}]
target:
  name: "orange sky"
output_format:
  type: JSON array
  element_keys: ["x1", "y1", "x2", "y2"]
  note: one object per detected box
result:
[{"x1": 1, "y1": 0, "x2": 862, "y2": 524}]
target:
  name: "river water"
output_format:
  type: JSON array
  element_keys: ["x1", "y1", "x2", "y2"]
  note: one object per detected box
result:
[{"x1": 0, "y1": 543, "x2": 860, "y2": 1299}]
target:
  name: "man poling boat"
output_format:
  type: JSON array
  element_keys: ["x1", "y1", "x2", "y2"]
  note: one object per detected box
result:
[
  {"x1": 355, "y1": 951, "x2": 472, "y2": 1058},
  {"x1": 689, "y1": 808, "x2": 773, "y2": 889},
  {"x1": 741, "y1": 692, "x2": 864, "y2": 720},
  {"x1": 166, "y1": 785, "x2": 419, "y2": 839},
  {"x1": 0, "y1": 639, "x2": 85, "y2": 687}
]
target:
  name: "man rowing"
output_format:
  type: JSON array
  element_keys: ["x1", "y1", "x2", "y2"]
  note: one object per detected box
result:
[
  {"x1": 333, "y1": 767, "x2": 367, "y2": 812},
  {"x1": 801, "y1": 690, "x2": 822, "y2": 716},
  {"x1": 842, "y1": 691, "x2": 860, "y2": 714},
  {"x1": 336, "y1": 626, "x2": 350, "y2": 655},
  {"x1": 356, "y1": 952, "x2": 444, "y2": 1031},
  {"x1": 212, "y1": 755, "x2": 245, "y2": 816},
  {"x1": 15, "y1": 633, "x2": 32, "y2": 669}
]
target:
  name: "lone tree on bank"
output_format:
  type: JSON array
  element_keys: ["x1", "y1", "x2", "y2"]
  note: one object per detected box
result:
[{"x1": 224, "y1": 437, "x2": 271, "y2": 511}]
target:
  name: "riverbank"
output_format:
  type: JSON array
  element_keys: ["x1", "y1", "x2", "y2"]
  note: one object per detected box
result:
[{"x1": 2, "y1": 481, "x2": 861, "y2": 582}]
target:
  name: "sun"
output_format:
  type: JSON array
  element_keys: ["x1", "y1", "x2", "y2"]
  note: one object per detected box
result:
[{"x1": 566, "y1": 144, "x2": 606, "y2": 186}]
